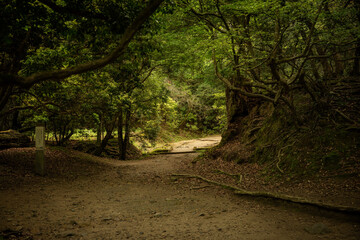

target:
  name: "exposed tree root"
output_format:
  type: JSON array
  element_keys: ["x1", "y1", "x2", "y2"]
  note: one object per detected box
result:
[
  {"x1": 276, "y1": 141, "x2": 297, "y2": 174},
  {"x1": 335, "y1": 109, "x2": 359, "y2": 125},
  {"x1": 213, "y1": 169, "x2": 242, "y2": 184},
  {"x1": 172, "y1": 173, "x2": 360, "y2": 214}
]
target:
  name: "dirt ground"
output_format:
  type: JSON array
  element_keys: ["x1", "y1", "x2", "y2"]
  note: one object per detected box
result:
[{"x1": 0, "y1": 136, "x2": 359, "y2": 240}]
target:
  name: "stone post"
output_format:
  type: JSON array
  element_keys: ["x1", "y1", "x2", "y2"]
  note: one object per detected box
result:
[{"x1": 35, "y1": 124, "x2": 45, "y2": 176}]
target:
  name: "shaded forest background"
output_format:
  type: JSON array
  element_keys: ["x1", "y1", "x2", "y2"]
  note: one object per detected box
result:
[{"x1": 0, "y1": 0, "x2": 359, "y2": 176}]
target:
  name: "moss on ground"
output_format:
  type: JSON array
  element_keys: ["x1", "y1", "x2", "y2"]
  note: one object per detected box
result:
[{"x1": 213, "y1": 87, "x2": 360, "y2": 178}]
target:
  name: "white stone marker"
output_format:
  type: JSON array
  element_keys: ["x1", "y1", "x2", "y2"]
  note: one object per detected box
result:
[{"x1": 35, "y1": 124, "x2": 45, "y2": 176}]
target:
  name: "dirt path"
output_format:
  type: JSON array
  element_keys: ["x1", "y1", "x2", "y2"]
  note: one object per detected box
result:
[
  {"x1": 0, "y1": 137, "x2": 359, "y2": 239},
  {"x1": 170, "y1": 135, "x2": 221, "y2": 153}
]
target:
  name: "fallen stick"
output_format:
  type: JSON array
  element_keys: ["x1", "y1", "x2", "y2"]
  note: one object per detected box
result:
[
  {"x1": 172, "y1": 173, "x2": 360, "y2": 214},
  {"x1": 190, "y1": 185, "x2": 213, "y2": 190}
]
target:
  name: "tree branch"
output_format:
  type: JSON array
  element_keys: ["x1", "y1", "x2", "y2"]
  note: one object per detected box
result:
[
  {"x1": 213, "y1": 54, "x2": 275, "y2": 102},
  {"x1": 140, "y1": 65, "x2": 159, "y2": 84},
  {"x1": 37, "y1": 0, "x2": 108, "y2": 21},
  {"x1": 215, "y1": 0, "x2": 231, "y2": 31},
  {"x1": 277, "y1": 1, "x2": 325, "y2": 65},
  {"x1": 1, "y1": 0, "x2": 164, "y2": 88},
  {"x1": 190, "y1": 9, "x2": 227, "y2": 33}
]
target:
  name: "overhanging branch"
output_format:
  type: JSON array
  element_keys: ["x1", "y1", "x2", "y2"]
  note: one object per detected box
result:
[
  {"x1": 213, "y1": 54, "x2": 275, "y2": 102},
  {"x1": 38, "y1": 0, "x2": 108, "y2": 21},
  {"x1": 2, "y1": 0, "x2": 164, "y2": 88}
]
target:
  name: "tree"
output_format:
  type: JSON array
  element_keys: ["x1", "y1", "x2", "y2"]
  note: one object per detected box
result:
[
  {"x1": 152, "y1": 8, "x2": 227, "y2": 133},
  {"x1": 0, "y1": 0, "x2": 164, "y2": 114},
  {"x1": 176, "y1": 0, "x2": 359, "y2": 126}
]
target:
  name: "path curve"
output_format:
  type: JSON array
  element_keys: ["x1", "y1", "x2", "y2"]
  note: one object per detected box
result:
[
  {"x1": 0, "y1": 139, "x2": 359, "y2": 239},
  {"x1": 170, "y1": 135, "x2": 221, "y2": 153}
]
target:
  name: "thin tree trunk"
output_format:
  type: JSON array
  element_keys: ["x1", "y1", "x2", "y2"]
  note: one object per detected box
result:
[
  {"x1": 118, "y1": 106, "x2": 131, "y2": 160},
  {"x1": 123, "y1": 107, "x2": 131, "y2": 160},
  {"x1": 53, "y1": 121, "x2": 59, "y2": 145},
  {"x1": 96, "y1": 115, "x2": 102, "y2": 146},
  {"x1": 94, "y1": 120, "x2": 115, "y2": 156},
  {"x1": 96, "y1": 125, "x2": 101, "y2": 146},
  {"x1": 118, "y1": 108, "x2": 125, "y2": 160},
  {"x1": 100, "y1": 116, "x2": 104, "y2": 140},
  {"x1": 11, "y1": 110, "x2": 20, "y2": 130}
]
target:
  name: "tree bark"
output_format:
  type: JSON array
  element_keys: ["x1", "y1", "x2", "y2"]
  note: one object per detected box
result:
[
  {"x1": 94, "y1": 120, "x2": 115, "y2": 156},
  {"x1": 225, "y1": 87, "x2": 249, "y2": 124},
  {"x1": 124, "y1": 107, "x2": 131, "y2": 159},
  {"x1": 118, "y1": 106, "x2": 131, "y2": 160},
  {"x1": 96, "y1": 114, "x2": 103, "y2": 146},
  {"x1": 118, "y1": 108, "x2": 125, "y2": 160}
]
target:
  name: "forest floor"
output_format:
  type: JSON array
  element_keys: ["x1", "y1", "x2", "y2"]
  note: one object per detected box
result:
[{"x1": 0, "y1": 136, "x2": 359, "y2": 240}]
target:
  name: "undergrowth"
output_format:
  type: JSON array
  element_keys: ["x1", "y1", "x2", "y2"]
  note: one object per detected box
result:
[{"x1": 207, "y1": 78, "x2": 360, "y2": 178}]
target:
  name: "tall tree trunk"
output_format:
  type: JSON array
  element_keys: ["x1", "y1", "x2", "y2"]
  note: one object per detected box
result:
[
  {"x1": 11, "y1": 110, "x2": 20, "y2": 130},
  {"x1": 118, "y1": 108, "x2": 125, "y2": 160},
  {"x1": 96, "y1": 114, "x2": 103, "y2": 146},
  {"x1": 100, "y1": 116, "x2": 104, "y2": 140},
  {"x1": 226, "y1": 33, "x2": 249, "y2": 124},
  {"x1": 123, "y1": 107, "x2": 131, "y2": 159},
  {"x1": 118, "y1": 106, "x2": 131, "y2": 160},
  {"x1": 53, "y1": 121, "x2": 59, "y2": 145}
]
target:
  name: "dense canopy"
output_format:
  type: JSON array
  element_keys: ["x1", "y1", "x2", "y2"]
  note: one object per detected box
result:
[{"x1": 0, "y1": 0, "x2": 359, "y2": 162}]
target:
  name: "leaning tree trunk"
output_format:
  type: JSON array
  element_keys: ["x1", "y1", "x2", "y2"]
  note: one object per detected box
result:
[{"x1": 94, "y1": 119, "x2": 115, "y2": 156}]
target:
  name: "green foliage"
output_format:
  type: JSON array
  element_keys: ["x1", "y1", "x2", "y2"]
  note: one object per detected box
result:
[
  {"x1": 5, "y1": 0, "x2": 358, "y2": 170},
  {"x1": 152, "y1": 8, "x2": 227, "y2": 133},
  {"x1": 143, "y1": 119, "x2": 161, "y2": 143},
  {"x1": 1, "y1": 0, "x2": 227, "y2": 141}
]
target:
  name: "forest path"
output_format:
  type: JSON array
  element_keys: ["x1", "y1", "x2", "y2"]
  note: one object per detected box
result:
[
  {"x1": 0, "y1": 138, "x2": 359, "y2": 239},
  {"x1": 169, "y1": 135, "x2": 221, "y2": 153}
]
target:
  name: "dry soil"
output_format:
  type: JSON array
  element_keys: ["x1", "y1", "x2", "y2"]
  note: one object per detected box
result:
[{"x1": 0, "y1": 137, "x2": 359, "y2": 239}]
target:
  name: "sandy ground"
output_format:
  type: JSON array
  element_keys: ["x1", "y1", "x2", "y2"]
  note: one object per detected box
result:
[{"x1": 0, "y1": 137, "x2": 359, "y2": 239}]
